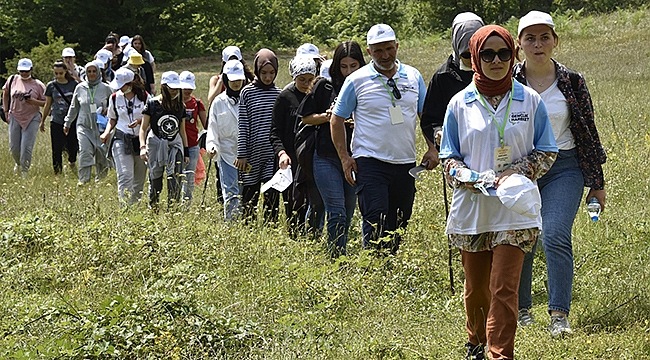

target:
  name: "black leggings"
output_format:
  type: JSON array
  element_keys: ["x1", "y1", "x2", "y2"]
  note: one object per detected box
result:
[
  {"x1": 241, "y1": 183, "x2": 280, "y2": 224},
  {"x1": 50, "y1": 121, "x2": 78, "y2": 173}
]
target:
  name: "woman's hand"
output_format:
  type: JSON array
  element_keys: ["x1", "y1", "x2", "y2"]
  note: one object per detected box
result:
[
  {"x1": 140, "y1": 146, "x2": 148, "y2": 161},
  {"x1": 234, "y1": 158, "x2": 249, "y2": 172},
  {"x1": 99, "y1": 131, "x2": 110, "y2": 144},
  {"x1": 278, "y1": 151, "x2": 291, "y2": 170},
  {"x1": 63, "y1": 126, "x2": 69, "y2": 136},
  {"x1": 586, "y1": 188, "x2": 606, "y2": 212},
  {"x1": 495, "y1": 168, "x2": 517, "y2": 188},
  {"x1": 128, "y1": 118, "x2": 141, "y2": 129},
  {"x1": 208, "y1": 148, "x2": 217, "y2": 159}
]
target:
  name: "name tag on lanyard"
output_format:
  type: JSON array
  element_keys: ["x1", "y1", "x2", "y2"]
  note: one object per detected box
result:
[{"x1": 389, "y1": 105, "x2": 404, "y2": 125}]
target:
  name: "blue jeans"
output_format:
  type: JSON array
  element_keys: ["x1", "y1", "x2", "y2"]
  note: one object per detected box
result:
[
  {"x1": 219, "y1": 157, "x2": 241, "y2": 220},
  {"x1": 518, "y1": 149, "x2": 584, "y2": 315},
  {"x1": 182, "y1": 145, "x2": 200, "y2": 202},
  {"x1": 313, "y1": 152, "x2": 356, "y2": 256},
  {"x1": 355, "y1": 157, "x2": 416, "y2": 253}
]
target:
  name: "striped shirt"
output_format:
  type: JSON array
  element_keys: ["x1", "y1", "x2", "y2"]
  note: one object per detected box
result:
[{"x1": 237, "y1": 83, "x2": 281, "y2": 186}]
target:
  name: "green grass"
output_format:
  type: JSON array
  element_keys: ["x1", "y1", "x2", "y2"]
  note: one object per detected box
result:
[{"x1": 1, "y1": 7, "x2": 650, "y2": 359}]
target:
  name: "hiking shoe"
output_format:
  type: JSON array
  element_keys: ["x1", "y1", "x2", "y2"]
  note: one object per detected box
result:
[
  {"x1": 549, "y1": 315, "x2": 573, "y2": 338},
  {"x1": 518, "y1": 308, "x2": 535, "y2": 327},
  {"x1": 465, "y1": 342, "x2": 485, "y2": 360}
]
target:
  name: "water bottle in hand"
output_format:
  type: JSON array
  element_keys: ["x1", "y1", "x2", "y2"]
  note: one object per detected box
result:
[
  {"x1": 587, "y1": 197, "x2": 601, "y2": 222},
  {"x1": 449, "y1": 168, "x2": 496, "y2": 195}
]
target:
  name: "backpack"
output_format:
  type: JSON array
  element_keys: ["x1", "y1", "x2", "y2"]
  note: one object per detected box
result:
[{"x1": 1, "y1": 75, "x2": 17, "y2": 123}]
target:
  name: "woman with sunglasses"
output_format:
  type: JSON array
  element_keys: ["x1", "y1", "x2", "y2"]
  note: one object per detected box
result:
[
  {"x1": 100, "y1": 67, "x2": 149, "y2": 206},
  {"x1": 64, "y1": 62, "x2": 113, "y2": 185},
  {"x1": 421, "y1": 12, "x2": 483, "y2": 149},
  {"x1": 41, "y1": 61, "x2": 79, "y2": 174},
  {"x1": 2, "y1": 58, "x2": 46, "y2": 177},
  {"x1": 514, "y1": 11, "x2": 607, "y2": 337},
  {"x1": 439, "y1": 25, "x2": 558, "y2": 360}
]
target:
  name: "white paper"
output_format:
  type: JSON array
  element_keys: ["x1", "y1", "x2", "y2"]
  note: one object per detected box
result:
[{"x1": 261, "y1": 166, "x2": 293, "y2": 193}]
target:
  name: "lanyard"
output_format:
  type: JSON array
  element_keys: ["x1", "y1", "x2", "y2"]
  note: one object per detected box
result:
[
  {"x1": 88, "y1": 85, "x2": 96, "y2": 106},
  {"x1": 377, "y1": 75, "x2": 398, "y2": 106},
  {"x1": 477, "y1": 83, "x2": 514, "y2": 146}
]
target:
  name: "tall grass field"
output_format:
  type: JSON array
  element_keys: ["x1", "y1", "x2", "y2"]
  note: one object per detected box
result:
[{"x1": 1, "y1": 8, "x2": 649, "y2": 359}]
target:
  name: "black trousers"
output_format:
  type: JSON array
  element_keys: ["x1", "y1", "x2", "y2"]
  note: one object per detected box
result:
[
  {"x1": 50, "y1": 121, "x2": 78, "y2": 174},
  {"x1": 241, "y1": 182, "x2": 280, "y2": 224}
]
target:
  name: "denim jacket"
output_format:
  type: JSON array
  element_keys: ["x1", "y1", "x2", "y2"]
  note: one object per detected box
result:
[{"x1": 513, "y1": 60, "x2": 606, "y2": 190}]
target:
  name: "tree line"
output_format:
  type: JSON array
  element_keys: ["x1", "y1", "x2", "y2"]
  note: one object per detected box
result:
[{"x1": 0, "y1": 0, "x2": 644, "y2": 77}]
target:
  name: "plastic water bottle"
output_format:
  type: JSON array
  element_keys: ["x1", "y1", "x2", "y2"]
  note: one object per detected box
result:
[
  {"x1": 449, "y1": 168, "x2": 496, "y2": 195},
  {"x1": 587, "y1": 197, "x2": 601, "y2": 222}
]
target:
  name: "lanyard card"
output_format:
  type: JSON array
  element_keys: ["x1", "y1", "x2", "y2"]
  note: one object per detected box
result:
[
  {"x1": 494, "y1": 146, "x2": 512, "y2": 172},
  {"x1": 389, "y1": 105, "x2": 404, "y2": 125},
  {"x1": 89, "y1": 103, "x2": 97, "y2": 113}
]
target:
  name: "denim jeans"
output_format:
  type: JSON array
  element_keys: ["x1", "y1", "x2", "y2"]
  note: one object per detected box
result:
[
  {"x1": 518, "y1": 149, "x2": 584, "y2": 315},
  {"x1": 355, "y1": 157, "x2": 416, "y2": 253},
  {"x1": 112, "y1": 138, "x2": 147, "y2": 205},
  {"x1": 313, "y1": 152, "x2": 356, "y2": 256},
  {"x1": 219, "y1": 157, "x2": 241, "y2": 220},
  {"x1": 182, "y1": 145, "x2": 200, "y2": 202}
]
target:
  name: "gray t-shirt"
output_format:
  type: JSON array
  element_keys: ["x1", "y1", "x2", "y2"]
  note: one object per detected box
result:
[{"x1": 45, "y1": 80, "x2": 78, "y2": 124}]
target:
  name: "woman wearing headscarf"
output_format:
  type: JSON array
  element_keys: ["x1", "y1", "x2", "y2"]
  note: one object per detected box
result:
[
  {"x1": 139, "y1": 71, "x2": 189, "y2": 208},
  {"x1": 270, "y1": 56, "x2": 319, "y2": 238},
  {"x1": 2, "y1": 58, "x2": 46, "y2": 176},
  {"x1": 41, "y1": 60, "x2": 79, "y2": 174},
  {"x1": 421, "y1": 12, "x2": 484, "y2": 149},
  {"x1": 235, "y1": 49, "x2": 282, "y2": 222},
  {"x1": 64, "y1": 62, "x2": 113, "y2": 185},
  {"x1": 101, "y1": 67, "x2": 150, "y2": 205},
  {"x1": 439, "y1": 25, "x2": 558, "y2": 359},
  {"x1": 298, "y1": 41, "x2": 366, "y2": 257},
  {"x1": 514, "y1": 11, "x2": 607, "y2": 337}
]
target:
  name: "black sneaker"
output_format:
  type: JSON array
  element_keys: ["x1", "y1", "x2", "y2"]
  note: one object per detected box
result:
[{"x1": 465, "y1": 342, "x2": 485, "y2": 360}]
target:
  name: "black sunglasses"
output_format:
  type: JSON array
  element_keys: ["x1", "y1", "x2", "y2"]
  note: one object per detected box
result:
[
  {"x1": 479, "y1": 49, "x2": 512, "y2": 63},
  {"x1": 386, "y1": 78, "x2": 401, "y2": 100},
  {"x1": 460, "y1": 52, "x2": 471, "y2": 59},
  {"x1": 127, "y1": 100, "x2": 134, "y2": 115},
  {"x1": 19, "y1": 70, "x2": 31, "y2": 73}
]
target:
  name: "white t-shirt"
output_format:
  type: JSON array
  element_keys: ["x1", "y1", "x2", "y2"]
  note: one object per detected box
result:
[
  {"x1": 439, "y1": 80, "x2": 558, "y2": 234},
  {"x1": 537, "y1": 80, "x2": 574, "y2": 150},
  {"x1": 107, "y1": 91, "x2": 147, "y2": 136},
  {"x1": 333, "y1": 61, "x2": 427, "y2": 164}
]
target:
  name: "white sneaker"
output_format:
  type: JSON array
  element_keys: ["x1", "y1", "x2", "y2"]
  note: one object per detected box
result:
[{"x1": 549, "y1": 315, "x2": 573, "y2": 338}]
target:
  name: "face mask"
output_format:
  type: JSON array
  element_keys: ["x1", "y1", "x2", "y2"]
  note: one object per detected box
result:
[
  {"x1": 172, "y1": 93, "x2": 180, "y2": 100},
  {"x1": 123, "y1": 86, "x2": 132, "y2": 94}
]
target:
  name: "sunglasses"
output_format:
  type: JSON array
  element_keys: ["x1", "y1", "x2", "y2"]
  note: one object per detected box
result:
[
  {"x1": 479, "y1": 49, "x2": 512, "y2": 63},
  {"x1": 127, "y1": 100, "x2": 134, "y2": 115},
  {"x1": 386, "y1": 78, "x2": 401, "y2": 100},
  {"x1": 19, "y1": 70, "x2": 31, "y2": 73},
  {"x1": 460, "y1": 52, "x2": 471, "y2": 59}
]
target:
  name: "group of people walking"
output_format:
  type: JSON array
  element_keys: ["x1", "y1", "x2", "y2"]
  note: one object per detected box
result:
[{"x1": 2, "y1": 10, "x2": 607, "y2": 359}]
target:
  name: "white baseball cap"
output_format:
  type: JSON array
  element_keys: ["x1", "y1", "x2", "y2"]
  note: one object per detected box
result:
[
  {"x1": 223, "y1": 59, "x2": 246, "y2": 81},
  {"x1": 518, "y1": 11, "x2": 555, "y2": 38},
  {"x1": 62, "y1": 47, "x2": 76, "y2": 57},
  {"x1": 319, "y1": 59, "x2": 332, "y2": 80},
  {"x1": 119, "y1": 35, "x2": 130, "y2": 47},
  {"x1": 95, "y1": 49, "x2": 113, "y2": 64},
  {"x1": 17, "y1": 58, "x2": 33, "y2": 71},
  {"x1": 296, "y1": 43, "x2": 323, "y2": 60},
  {"x1": 179, "y1": 71, "x2": 196, "y2": 90},
  {"x1": 367, "y1": 24, "x2": 396, "y2": 45},
  {"x1": 160, "y1": 71, "x2": 182, "y2": 89},
  {"x1": 496, "y1": 173, "x2": 542, "y2": 218},
  {"x1": 222, "y1": 46, "x2": 243, "y2": 62},
  {"x1": 109, "y1": 67, "x2": 135, "y2": 90}
]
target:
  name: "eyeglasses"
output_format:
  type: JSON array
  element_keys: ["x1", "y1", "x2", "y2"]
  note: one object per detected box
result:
[
  {"x1": 460, "y1": 52, "x2": 471, "y2": 59},
  {"x1": 386, "y1": 78, "x2": 401, "y2": 100},
  {"x1": 479, "y1": 49, "x2": 512, "y2": 63},
  {"x1": 127, "y1": 100, "x2": 133, "y2": 115}
]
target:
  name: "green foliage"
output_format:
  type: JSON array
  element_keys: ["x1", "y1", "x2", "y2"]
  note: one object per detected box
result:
[{"x1": 3, "y1": 28, "x2": 77, "y2": 81}]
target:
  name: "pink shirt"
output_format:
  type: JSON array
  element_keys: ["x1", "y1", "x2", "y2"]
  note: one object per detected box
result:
[{"x1": 3, "y1": 76, "x2": 46, "y2": 129}]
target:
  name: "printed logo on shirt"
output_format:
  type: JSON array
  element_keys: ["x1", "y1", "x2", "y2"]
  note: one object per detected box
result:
[
  {"x1": 158, "y1": 114, "x2": 180, "y2": 140},
  {"x1": 509, "y1": 111, "x2": 530, "y2": 124}
]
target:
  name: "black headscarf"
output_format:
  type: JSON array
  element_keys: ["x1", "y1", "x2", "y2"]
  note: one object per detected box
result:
[{"x1": 252, "y1": 48, "x2": 278, "y2": 90}]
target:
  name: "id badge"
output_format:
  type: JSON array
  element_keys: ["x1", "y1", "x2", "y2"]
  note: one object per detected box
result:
[
  {"x1": 494, "y1": 146, "x2": 512, "y2": 172},
  {"x1": 389, "y1": 105, "x2": 404, "y2": 125},
  {"x1": 89, "y1": 103, "x2": 97, "y2": 113}
]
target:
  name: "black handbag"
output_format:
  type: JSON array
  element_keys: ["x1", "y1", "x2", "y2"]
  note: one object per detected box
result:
[{"x1": 1, "y1": 75, "x2": 16, "y2": 123}]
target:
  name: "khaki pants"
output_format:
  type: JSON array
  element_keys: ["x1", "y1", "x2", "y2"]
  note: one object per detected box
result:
[{"x1": 462, "y1": 245, "x2": 524, "y2": 360}]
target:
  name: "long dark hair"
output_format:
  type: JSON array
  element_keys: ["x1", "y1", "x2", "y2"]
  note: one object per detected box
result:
[
  {"x1": 329, "y1": 41, "x2": 366, "y2": 90},
  {"x1": 53, "y1": 60, "x2": 74, "y2": 83},
  {"x1": 160, "y1": 84, "x2": 184, "y2": 113},
  {"x1": 131, "y1": 35, "x2": 148, "y2": 54},
  {"x1": 129, "y1": 77, "x2": 148, "y2": 102}
]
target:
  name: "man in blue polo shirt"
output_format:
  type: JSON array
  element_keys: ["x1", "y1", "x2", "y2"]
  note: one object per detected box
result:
[{"x1": 330, "y1": 23, "x2": 437, "y2": 253}]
